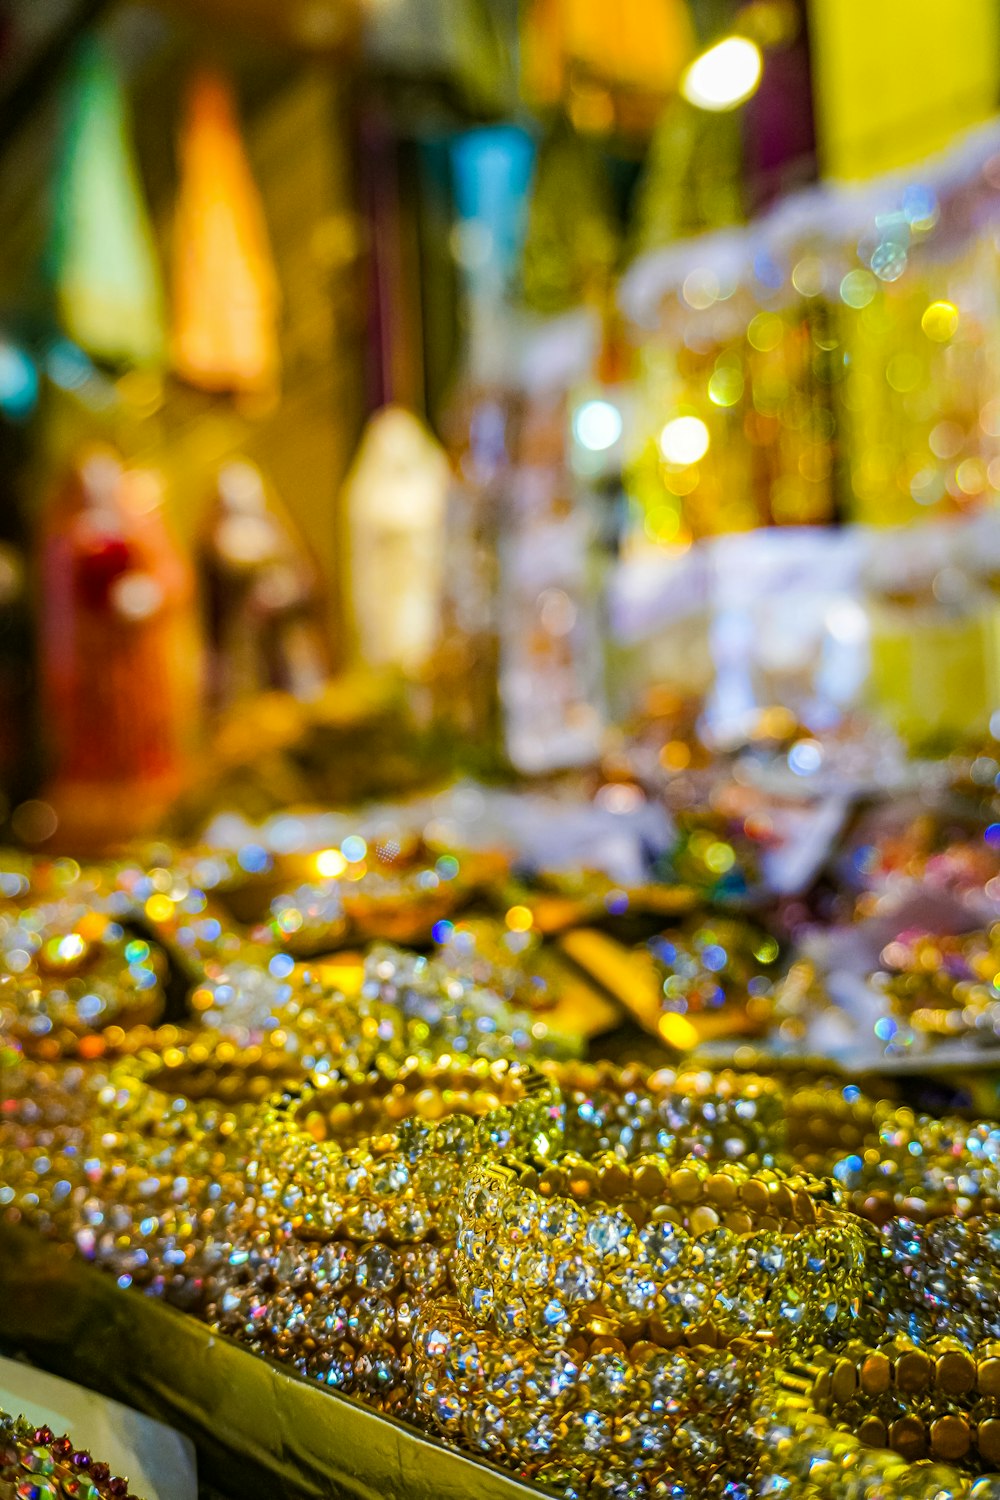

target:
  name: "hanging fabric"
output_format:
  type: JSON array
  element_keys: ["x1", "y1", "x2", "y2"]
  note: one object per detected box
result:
[
  {"x1": 361, "y1": 0, "x2": 512, "y2": 116},
  {"x1": 521, "y1": 117, "x2": 619, "y2": 316},
  {"x1": 343, "y1": 406, "x2": 451, "y2": 678},
  {"x1": 522, "y1": 0, "x2": 695, "y2": 135},
  {"x1": 450, "y1": 125, "x2": 535, "y2": 383},
  {"x1": 171, "y1": 69, "x2": 281, "y2": 397},
  {"x1": 630, "y1": 95, "x2": 746, "y2": 261},
  {"x1": 48, "y1": 37, "x2": 165, "y2": 368}
]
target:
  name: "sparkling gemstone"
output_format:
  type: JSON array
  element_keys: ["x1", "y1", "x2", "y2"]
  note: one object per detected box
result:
[
  {"x1": 645, "y1": 1351, "x2": 693, "y2": 1412},
  {"x1": 640, "y1": 1220, "x2": 689, "y2": 1272},
  {"x1": 532, "y1": 1298, "x2": 571, "y2": 1345},
  {"x1": 585, "y1": 1210, "x2": 632, "y2": 1260},
  {"x1": 348, "y1": 1295, "x2": 395, "y2": 1344},
  {"x1": 353, "y1": 1243, "x2": 400, "y2": 1293},
  {"x1": 528, "y1": 1349, "x2": 581, "y2": 1409},
  {"x1": 691, "y1": 1226, "x2": 744, "y2": 1284},
  {"x1": 463, "y1": 1402, "x2": 505, "y2": 1453},
  {"x1": 561, "y1": 1408, "x2": 611, "y2": 1458},
  {"x1": 539, "y1": 1202, "x2": 580, "y2": 1246},
  {"x1": 434, "y1": 1390, "x2": 462, "y2": 1426},
  {"x1": 552, "y1": 1255, "x2": 598, "y2": 1305},
  {"x1": 748, "y1": 1233, "x2": 787, "y2": 1278},
  {"x1": 315, "y1": 1242, "x2": 356, "y2": 1290},
  {"x1": 495, "y1": 1297, "x2": 530, "y2": 1339},
  {"x1": 580, "y1": 1351, "x2": 632, "y2": 1412}
]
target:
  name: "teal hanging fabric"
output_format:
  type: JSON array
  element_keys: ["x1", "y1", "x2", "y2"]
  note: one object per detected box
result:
[{"x1": 49, "y1": 37, "x2": 165, "y2": 367}]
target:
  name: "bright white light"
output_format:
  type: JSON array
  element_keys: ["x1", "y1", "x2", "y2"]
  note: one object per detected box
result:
[
  {"x1": 316, "y1": 847, "x2": 347, "y2": 878},
  {"x1": 681, "y1": 36, "x2": 763, "y2": 112},
  {"x1": 825, "y1": 599, "x2": 868, "y2": 646},
  {"x1": 659, "y1": 415, "x2": 710, "y2": 466},
  {"x1": 788, "y1": 739, "x2": 823, "y2": 777},
  {"x1": 573, "y1": 399, "x2": 623, "y2": 453}
]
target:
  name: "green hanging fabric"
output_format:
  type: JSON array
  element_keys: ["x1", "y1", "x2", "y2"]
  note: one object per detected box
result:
[
  {"x1": 49, "y1": 37, "x2": 165, "y2": 367},
  {"x1": 521, "y1": 117, "x2": 620, "y2": 316},
  {"x1": 630, "y1": 96, "x2": 745, "y2": 261}
]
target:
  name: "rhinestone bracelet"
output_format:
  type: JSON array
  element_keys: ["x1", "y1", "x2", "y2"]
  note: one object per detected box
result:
[
  {"x1": 752, "y1": 1377, "x2": 1000, "y2": 1500},
  {"x1": 875, "y1": 1214, "x2": 1000, "y2": 1348},
  {"x1": 834, "y1": 1111, "x2": 1000, "y2": 1224},
  {"x1": 412, "y1": 1295, "x2": 768, "y2": 1489},
  {"x1": 546, "y1": 1060, "x2": 789, "y2": 1166},
  {"x1": 248, "y1": 1060, "x2": 563, "y2": 1245},
  {"x1": 0, "y1": 1039, "x2": 275, "y2": 1303},
  {"x1": 453, "y1": 1153, "x2": 867, "y2": 1351}
]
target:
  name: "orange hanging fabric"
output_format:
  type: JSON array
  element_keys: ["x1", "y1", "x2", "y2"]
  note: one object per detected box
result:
[
  {"x1": 566, "y1": 0, "x2": 692, "y2": 95},
  {"x1": 171, "y1": 69, "x2": 281, "y2": 396},
  {"x1": 521, "y1": 0, "x2": 568, "y2": 110},
  {"x1": 523, "y1": 0, "x2": 694, "y2": 128}
]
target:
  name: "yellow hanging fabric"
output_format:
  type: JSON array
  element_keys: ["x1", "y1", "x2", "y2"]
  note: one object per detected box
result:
[
  {"x1": 566, "y1": 0, "x2": 693, "y2": 96},
  {"x1": 808, "y1": 0, "x2": 1000, "y2": 180},
  {"x1": 521, "y1": 0, "x2": 567, "y2": 109},
  {"x1": 171, "y1": 69, "x2": 281, "y2": 396}
]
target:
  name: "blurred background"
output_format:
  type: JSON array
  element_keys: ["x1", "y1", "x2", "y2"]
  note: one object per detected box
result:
[{"x1": 1, "y1": 0, "x2": 999, "y2": 850}]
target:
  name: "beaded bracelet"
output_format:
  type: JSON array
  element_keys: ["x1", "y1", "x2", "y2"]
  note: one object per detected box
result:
[
  {"x1": 833, "y1": 1110, "x2": 1000, "y2": 1225},
  {"x1": 0, "y1": 1410, "x2": 145, "y2": 1500},
  {"x1": 0, "y1": 1039, "x2": 281, "y2": 1301},
  {"x1": 210, "y1": 1061, "x2": 794, "y2": 1417},
  {"x1": 207, "y1": 1060, "x2": 562, "y2": 1407},
  {"x1": 210, "y1": 1232, "x2": 449, "y2": 1411},
  {"x1": 453, "y1": 1152, "x2": 867, "y2": 1351},
  {"x1": 874, "y1": 927, "x2": 1000, "y2": 1041},
  {"x1": 752, "y1": 1378, "x2": 1000, "y2": 1500},
  {"x1": 874, "y1": 1214, "x2": 1000, "y2": 1349},
  {"x1": 772, "y1": 1340, "x2": 1000, "y2": 1472}
]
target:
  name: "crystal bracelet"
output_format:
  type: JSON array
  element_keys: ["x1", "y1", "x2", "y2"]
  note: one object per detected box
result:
[
  {"x1": 752, "y1": 1372, "x2": 1000, "y2": 1500},
  {"x1": 208, "y1": 1060, "x2": 562, "y2": 1409},
  {"x1": 412, "y1": 1295, "x2": 768, "y2": 1488},
  {"x1": 247, "y1": 1060, "x2": 563, "y2": 1245},
  {"x1": 771, "y1": 1340, "x2": 1000, "y2": 1474},
  {"x1": 546, "y1": 1060, "x2": 789, "y2": 1166},
  {"x1": 453, "y1": 1152, "x2": 867, "y2": 1350}
]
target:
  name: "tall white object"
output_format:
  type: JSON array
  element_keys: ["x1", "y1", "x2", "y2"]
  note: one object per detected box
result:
[{"x1": 345, "y1": 405, "x2": 451, "y2": 675}]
